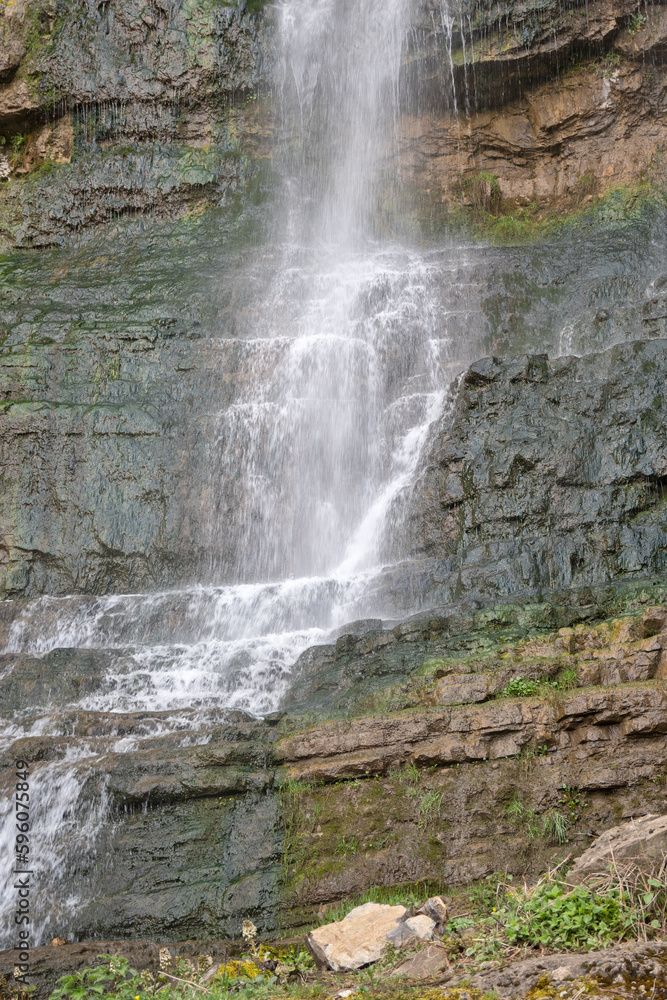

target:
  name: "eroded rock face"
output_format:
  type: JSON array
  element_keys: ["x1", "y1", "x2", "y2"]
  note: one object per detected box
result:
[
  {"x1": 276, "y1": 634, "x2": 667, "y2": 923},
  {"x1": 410, "y1": 338, "x2": 667, "y2": 610},
  {"x1": 2, "y1": 590, "x2": 667, "y2": 942},
  {"x1": 468, "y1": 940, "x2": 667, "y2": 998},
  {"x1": 1, "y1": 0, "x2": 666, "y2": 243},
  {"x1": 0, "y1": 0, "x2": 269, "y2": 246}
]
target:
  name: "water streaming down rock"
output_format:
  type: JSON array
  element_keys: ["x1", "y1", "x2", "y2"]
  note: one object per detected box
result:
[{"x1": 0, "y1": 0, "x2": 465, "y2": 946}]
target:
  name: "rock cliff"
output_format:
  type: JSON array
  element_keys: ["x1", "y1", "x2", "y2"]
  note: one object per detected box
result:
[
  {"x1": 1, "y1": 0, "x2": 667, "y2": 245},
  {"x1": 0, "y1": 0, "x2": 269, "y2": 247},
  {"x1": 2, "y1": 0, "x2": 667, "y2": 961}
]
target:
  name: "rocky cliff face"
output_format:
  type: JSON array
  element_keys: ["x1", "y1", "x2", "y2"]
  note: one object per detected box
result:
[
  {"x1": 401, "y1": 0, "x2": 667, "y2": 216},
  {"x1": 3, "y1": 228, "x2": 667, "y2": 600},
  {"x1": 409, "y1": 338, "x2": 667, "y2": 609},
  {"x1": 2, "y1": 0, "x2": 667, "y2": 958},
  {"x1": 1, "y1": 0, "x2": 666, "y2": 246},
  {"x1": 0, "y1": 0, "x2": 269, "y2": 247},
  {"x1": 3, "y1": 584, "x2": 667, "y2": 944}
]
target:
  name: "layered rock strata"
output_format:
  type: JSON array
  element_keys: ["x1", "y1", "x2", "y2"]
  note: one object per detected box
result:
[
  {"x1": 2, "y1": 590, "x2": 667, "y2": 941},
  {"x1": 0, "y1": 0, "x2": 269, "y2": 247},
  {"x1": 2, "y1": 0, "x2": 667, "y2": 244},
  {"x1": 2, "y1": 324, "x2": 667, "y2": 603}
]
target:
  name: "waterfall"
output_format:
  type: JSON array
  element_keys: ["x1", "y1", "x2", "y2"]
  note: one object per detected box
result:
[{"x1": 0, "y1": 0, "x2": 462, "y2": 946}]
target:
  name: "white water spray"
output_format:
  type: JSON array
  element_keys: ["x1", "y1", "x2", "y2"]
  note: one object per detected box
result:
[{"x1": 0, "y1": 0, "x2": 465, "y2": 946}]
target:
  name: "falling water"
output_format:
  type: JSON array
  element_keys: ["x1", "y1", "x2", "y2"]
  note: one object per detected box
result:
[{"x1": 0, "y1": 0, "x2": 464, "y2": 945}]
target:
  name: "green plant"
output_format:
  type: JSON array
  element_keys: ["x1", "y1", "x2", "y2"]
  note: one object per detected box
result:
[
  {"x1": 50, "y1": 954, "x2": 153, "y2": 1000},
  {"x1": 559, "y1": 784, "x2": 588, "y2": 820},
  {"x1": 628, "y1": 11, "x2": 647, "y2": 34},
  {"x1": 335, "y1": 833, "x2": 359, "y2": 856},
  {"x1": 506, "y1": 796, "x2": 570, "y2": 843},
  {"x1": 505, "y1": 795, "x2": 541, "y2": 839},
  {"x1": 468, "y1": 872, "x2": 512, "y2": 914},
  {"x1": 501, "y1": 677, "x2": 541, "y2": 698},
  {"x1": 595, "y1": 51, "x2": 621, "y2": 76},
  {"x1": 460, "y1": 171, "x2": 502, "y2": 213},
  {"x1": 10, "y1": 133, "x2": 27, "y2": 167},
  {"x1": 552, "y1": 667, "x2": 578, "y2": 691},
  {"x1": 403, "y1": 762, "x2": 421, "y2": 786},
  {"x1": 417, "y1": 789, "x2": 443, "y2": 827},
  {"x1": 270, "y1": 944, "x2": 315, "y2": 979},
  {"x1": 502, "y1": 880, "x2": 633, "y2": 950},
  {"x1": 541, "y1": 810, "x2": 570, "y2": 845},
  {"x1": 500, "y1": 668, "x2": 579, "y2": 701}
]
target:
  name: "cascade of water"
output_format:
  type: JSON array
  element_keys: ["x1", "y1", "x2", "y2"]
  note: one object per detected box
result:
[{"x1": 0, "y1": 0, "x2": 466, "y2": 946}]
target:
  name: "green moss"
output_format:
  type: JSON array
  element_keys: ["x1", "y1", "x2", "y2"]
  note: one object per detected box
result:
[{"x1": 416, "y1": 177, "x2": 667, "y2": 248}]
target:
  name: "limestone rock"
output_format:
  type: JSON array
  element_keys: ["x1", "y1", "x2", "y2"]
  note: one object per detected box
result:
[
  {"x1": 421, "y1": 896, "x2": 448, "y2": 925},
  {"x1": 306, "y1": 903, "x2": 407, "y2": 971},
  {"x1": 390, "y1": 943, "x2": 450, "y2": 979},
  {"x1": 386, "y1": 914, "x2": 436, "y2": 946},
  {"x1": 569, "y1": 814, "x2": 667, "y2": 881},
  {"x1": 467, "y1": 941, "x2": 667, "y2": 999},
  {"x1": 436, "y1": 674, "x2": 489, "y2": 705}
]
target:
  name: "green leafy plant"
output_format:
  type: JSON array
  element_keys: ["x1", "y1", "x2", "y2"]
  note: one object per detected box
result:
[
  {"x1": 502, "y1": 677, "x2": 541, "y2": 698},
  {"x1": 468, "y1": 872, "x2": 512, "y2": 914},
  {"x1": 559, "y1": 784, "x2": 588, "y2": 820},
  {"x1": 595, "y1": 51, "x2": 621, "y2": 76},
  {"x1": 50, "y1": 955, "x2": 150, "y2": 1000},
  {"x1": 628, "y1": 11, "x2": 647, "y2": 34},
  {"x1": 502, "y1": 881, "x2": 633, "y2": 950},
  {"x1": 501, "y1": 668, "x2": 579, "y2": 701}
]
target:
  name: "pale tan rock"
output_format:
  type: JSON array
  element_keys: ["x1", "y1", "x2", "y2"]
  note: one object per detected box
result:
[
  {"x1": 386, "y1": 914, "x2": 435, "y2": 946},
  {"x1": 306, "y1": 902, "x2": 407, "y2": 971},
  {"x1": 569, "y1": 813, "x2": 667, "y2": 881},
  {"x1": 280, "y1": 684, "x2": 667, "y2": 783},
  {"x1": 436, "y1": 674, "x2": 489, "y2": 705},
  {"x1": 656, "y1": 649, "x2": 667, "y2": 680}
]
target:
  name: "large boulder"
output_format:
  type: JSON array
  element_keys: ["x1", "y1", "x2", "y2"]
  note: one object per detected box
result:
[
  {"x1": 306, "y1": 902, "x2": 407, "y2": 971},
  {"x1": 569, "y1": 814, "x2": 667, "y2": 881}
]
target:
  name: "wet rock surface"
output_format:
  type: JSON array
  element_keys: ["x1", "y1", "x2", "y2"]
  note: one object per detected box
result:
[
  {"x1": 411, "y1": 338, "x2": 667, "y2": 610},
  {"x1": 2, "y1": 593, "x2": 667, "y2": 942},
  {"x1": 0, "y1": 0, "x2": 270, "y2": 246},
  {"x1": 1, "y1": 0, "x2": 667, "y2": 243},
  {"x1": 3, "y1": 223, "x2": 667, "y2": 601}
]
